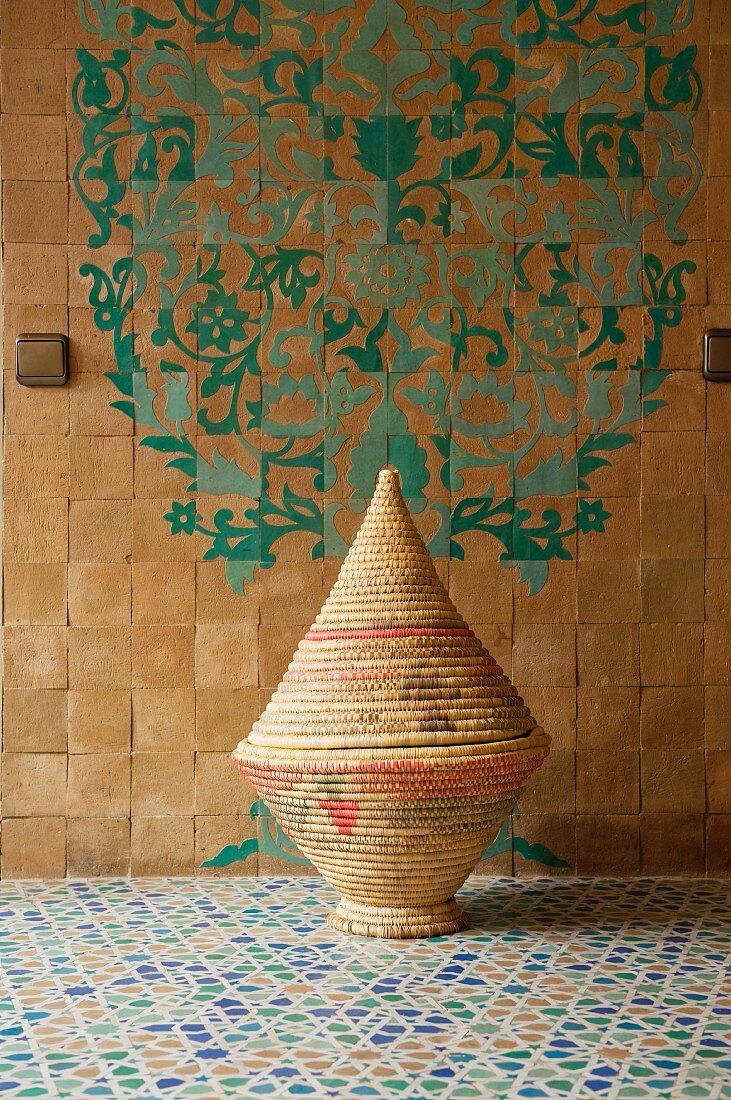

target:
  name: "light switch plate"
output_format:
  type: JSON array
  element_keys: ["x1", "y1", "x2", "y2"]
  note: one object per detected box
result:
[
  {"x1": 703, "y1": 329, "x2": 731, "y2": 382},
  {"x1": 16, "y1": 332, "x2": 69, "y2": 387}
]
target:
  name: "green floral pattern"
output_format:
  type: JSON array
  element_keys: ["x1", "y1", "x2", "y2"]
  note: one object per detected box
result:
[{"x1": 73, "y1": 0, "x2": 701, "y2": 596}]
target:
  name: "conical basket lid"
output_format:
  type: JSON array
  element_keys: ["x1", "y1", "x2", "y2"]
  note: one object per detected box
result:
[{"x1": 246, "y1": 467, "x2": 539, "y2": 750}]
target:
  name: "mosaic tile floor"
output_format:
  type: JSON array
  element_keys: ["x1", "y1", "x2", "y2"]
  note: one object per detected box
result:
[{"x1": 0, "y1": 878, "x2": 729, "y2": 1100}]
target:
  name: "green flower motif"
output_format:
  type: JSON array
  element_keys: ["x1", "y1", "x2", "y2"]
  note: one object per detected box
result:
[
  {"x1": 201, "y1": 202, "x2": 233, "y2": 245},
  {"x1": 528, "y1": 307, "x2": 578, "y2": 354},
  {"x1": 576, "y1": 499, "x2": 611, "y2": 534},
  {"x1": 261, "y1": 373, "x2": 324, "y2": 438},
  {"x1": 164, "y1": 500, "x2": 200, "y2": 535},
  {"x1": 343, "y1": 240, "x2": 429, "y2": 309},
  {"x1": 434, "y1": 198, "x2": 470, "y2": 238},
  {"x1": 309, "y1": 195, "x2": 343, "y2": 239},
  {"x1": 544, "y1": 203, "x2": 573, "y2": 243},
  {"x1": 195, "y1": 291, "x2": 253, "y2": 353}
]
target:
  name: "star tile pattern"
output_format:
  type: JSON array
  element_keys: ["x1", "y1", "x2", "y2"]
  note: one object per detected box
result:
[{"x1": 0, "y1": 877, "x2": 729, "y2": 1098}]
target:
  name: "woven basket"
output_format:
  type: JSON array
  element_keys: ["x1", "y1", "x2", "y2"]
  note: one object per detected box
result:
[{"x1": 233, "y1": 467, "x2": 550, "y2": 938}]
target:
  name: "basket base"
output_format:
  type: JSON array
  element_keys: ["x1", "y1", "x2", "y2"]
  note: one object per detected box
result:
[{"x1": 328, "y1": 896, "x2": 469, "y2": 939}]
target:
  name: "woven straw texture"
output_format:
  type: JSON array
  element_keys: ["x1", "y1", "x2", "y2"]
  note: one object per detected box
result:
[{"x1": 233, "y1": 467, "x2": 550, "y2": 938}]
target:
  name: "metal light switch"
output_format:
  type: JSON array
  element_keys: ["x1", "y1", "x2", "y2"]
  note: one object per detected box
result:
[
  {"x1": 704, "y1": 329, "x2": 731, "y2": 382},
  {"x1": 16, "y1": 333, "x2": 69, "y2": 387}
]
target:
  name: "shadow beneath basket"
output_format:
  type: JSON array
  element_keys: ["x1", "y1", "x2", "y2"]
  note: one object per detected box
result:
[{"x1": 457, "y1": 877, "x2": 731, "y2": 937}]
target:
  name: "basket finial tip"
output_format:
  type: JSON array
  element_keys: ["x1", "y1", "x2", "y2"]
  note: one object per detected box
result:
[{"x1": 377, "y1": 465, "x2": 400, "y2": 484}]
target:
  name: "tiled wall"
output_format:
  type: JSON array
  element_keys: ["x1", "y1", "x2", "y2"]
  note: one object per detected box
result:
[{"x1": 0, "y1": 0, "x2": 729, "y2": 879}]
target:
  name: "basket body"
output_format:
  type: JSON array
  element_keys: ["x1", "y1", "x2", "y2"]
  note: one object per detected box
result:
[{"x1": 236, "y1": 735, "x2": 549, "y2": 937}]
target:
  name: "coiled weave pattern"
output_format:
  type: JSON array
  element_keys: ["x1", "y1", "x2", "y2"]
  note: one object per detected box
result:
[{"x1": 233, "y1": 467, "x2": 550, "y2": 938}]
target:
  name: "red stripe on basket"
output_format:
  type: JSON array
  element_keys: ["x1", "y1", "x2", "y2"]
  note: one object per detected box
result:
[
  {"x1": 305, "y1": 627, "x2": 475, "y2": 641},
  {"x1": 283, "y1": 663, "x2": 496, "y2": 682},
  {"x1": 318, "y1": 799, "x2": 358, "y2": 834}
]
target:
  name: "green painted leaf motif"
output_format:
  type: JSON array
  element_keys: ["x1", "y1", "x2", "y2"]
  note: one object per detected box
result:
[
  {"x1": 249, "y1": 247, "x2": 322, "y2": 309},
  {"x1": 225, "y1": 558, "x2": 258, "y2": 594},
  {"x1": 338, "y1": 309, "x2": 388, "y2": 373},
  {"x1": 388, "y1": 116, "x2": 422, "y2": 180},
  {"x1": 516, "y1": 113, "x2": 579, "y2": 178},
  {"x1": 583, "y1": 370, "x2": 613, "y2": 425},
  {"x1": 197, "y1": 451, "x2": 261, "y2": 496},
  {"x1": 159, "y1": 365, "x2": 192, "y2": 424},
  {"x1": 260, "y1": 50, "x2": 323, "y2": 113},
  {"x1": 646, "y1": 44, "x2": 702, "y2": 111},
  {"x1": 352, "y1": 116, "x2": 388, "y2": 179}
]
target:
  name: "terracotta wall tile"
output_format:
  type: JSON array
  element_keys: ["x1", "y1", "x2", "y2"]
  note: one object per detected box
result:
[
  {"x1": 577, "y1": 686, "x2": 639, "y2": 751},
  {"x1": 576, "y1": 816, "x2": 640, "y2": 875},
  {"x1": 641, "y1": 687, "x2": 705, "y2": 751},
  {"x1": 449, "y1": 560, "x2": 513, "y2": 623},
  {"x1": 640, "y1": 496, "x2": 705, "y2": 559},
  {"x1": 2, "y1": 180, "x2": 68, "y2": 244},
  {"x1": 132, "y1": 499, "x2": 198, "y2": 562},
  {"x1": 0, "y1": 115, "x2": 67, "y2": 179},
  {"x1": 641, "y1": 746, "x2": 706, "y2": 813},
  {"x1": 70, "y1": 437, "x2": 134, "y2": 500},
  {"x1": 132, "y1": 752, "x2": 195, "y2": 816},
  {"x1": 707, "y1": 749, "x2": 731, "y2": 812},
  {"x1": 3, "y1": 498, "x2": 68, "y2": 564},
  {"x1": 578, "y1": 624, "x2": 639, "y2": 687},
  {"x1": 706, "y1": 496, "x2": 731, "y2": 558},
  {"x1": 132, "y1": 626, "x2": 196, "y2": 689},
  {"x1": 706, "y1": 686, "x2": 731, "y2": 750},
  {"x1": 0, "y1": 0, "x2": 65, "y2": 47},
  {"x1": 70, "y1": 375, "x2": 134, "y2": 437},
  {"x1": 4, "y1": 435, "x2": 69, "y2": 498},
  {"x1": 641, "y1": 560, "x2": 705, "y2": 622},
  {"x1": 131, "y1": 817, "x2": 195, "y2": 875},
  {"x1": 1, "y1": 818, "x2": 67, "y2": 878},
  {"x1": 68, "y1": 564, "x2": 132, "y2": 626},
  {"x1": 641, "y1": 432, "x2": 706, "y2": 496},
  {"x1": 68, "y1": 627, "x2": 131, "y2": 690},
  {"x1": 132, "y1": 689, "x2": 196, "y2": 751},
  {"x1": 576, "y1": 750, "x2": 640, "y2": 815},
  {"x1": 2, "y1": 752, "x2": 67, "y2": 816},
  {"x1": 512, "y1": 625, "x2": 577, "y2": 687},
  {"x1": 3, "y1": 689, "x2": 67, "y2": 753},
  {"x1": 3, "y1": 244, "x2": 68, "y2": 304},
  {"x1": 641, "y1": 814, "x2": 705, "y2": 874},
  {"x1": 512, "y1": 814, "x2": 577, "y2": 876},
  {"x1": 196, "y1": 688, "x2": 261, "y2": 751},
  {"x1": 4, "y1": 370, "x2": 69, "y2": 436},
  {"x1": 640, "y1": 623, "x2": 704, "y2": 686},
  {"x1": 67, "y1": 819, "x2": 131, "y2": 876},
  {"x1": 194, "y1": 624, "x2": 259, "y2": 688},
  {"x1": 577, "y1": 561, "x2": 640, "y2": 623},
  {"x1": 3, "y1": 625, "x2": 67, "y2": 688},
  {"x1": 132, "y1": 563, "x2": 196, "y2": 624},
  {"x1": 67, "y1": 754, "x2": 131, "y2": 818},
  {"x1": 4, "y1": 563, "x2": 67, "y2": 625},
  {"x1": 195, "y1": 752, "x2": 254, "y2": 815},
  {"x1": 69, "y1": 501, "x2": 133, "y2": 563},
  {"x1": 0, "y1": 49, "x2": 66, "y2": 114},
  {"x1": 704, "y1": 621, "x2": 731, "y2": 684},
  {"x1": 707, "y1": 816, "x2": 731, "y2": 873},
  {"x1": 68, "y1": 690, "x2": 132, "y2": 754}
]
